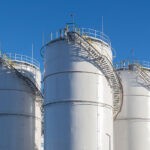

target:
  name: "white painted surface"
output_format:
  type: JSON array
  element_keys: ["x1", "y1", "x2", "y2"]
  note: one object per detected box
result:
[
  {"x1": 114, "y1": 69, "x2": 150, "y2": 150},
  {"x1": 0, "y1": 59, "x2": 42, "y2": 150},
  {"x1": 44, "y1": 39, "x2": 113, "y2": 150}
]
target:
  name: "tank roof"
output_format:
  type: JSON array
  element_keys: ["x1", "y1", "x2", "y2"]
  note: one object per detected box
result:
[{"x1": 40, "y1": 26, "x2": 112, "y2": 57}]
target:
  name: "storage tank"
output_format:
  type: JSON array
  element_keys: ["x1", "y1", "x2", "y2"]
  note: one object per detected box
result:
[
  {"x1": 114, "y1": 60, "x2": 150, "y2": 150},
  {"x1": 0, "y1": 53, "x2": 42, "y2": 150},
  {"x1": 43, "y1": 26, "x2": 122, "y2": 150}
]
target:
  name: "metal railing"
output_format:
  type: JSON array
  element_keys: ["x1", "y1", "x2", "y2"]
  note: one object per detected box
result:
[
  {"x1": 77, "y1": 28, "x2": 111, "y2": 46},
  {"x1": 41, "y1": 26, "x2": 112, "y2": 57},
  {"x1": 0, "y1": 53, "x2": 40, "y2": 68},
  {"x1": 46, "y1": 26, "x2": 111, "y2": 46},
  {"x1": 114, "y1": 60, "x2": 150, "y2": 70}
]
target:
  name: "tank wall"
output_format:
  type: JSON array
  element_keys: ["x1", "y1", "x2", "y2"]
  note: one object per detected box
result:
[
  {"x1": 114, "y1": 70, "x2": 150, "y2": 150},
  {"x1": 44, "y1": 40, "x2": 100, "y2": 77},
  {"x1": 0, "y1": 62, "x2": 42, "y2": 150},
  {"x1": 44, "y1": 40, "x2": 112, "y2": 78},
  {"x1": 44, "y1": 40, "x2": 113, "y2": 150},
  {"x1": 44, "y1": 73, "x2": 112, "y2": 105},
  {"x1": 13, "y1": 61, "x2": 42, "y2": 150}
]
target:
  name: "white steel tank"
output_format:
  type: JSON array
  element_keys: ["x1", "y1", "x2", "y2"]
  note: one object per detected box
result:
[
  {"x1": 114, "y1": 61, "x2": 150, "y2": 150},
  {"x1": 0, "y1": 53, "x2": 42, "y2": 150},
  {"x1": 43, "y1": 27, "x2": 121, "y2": 150}
]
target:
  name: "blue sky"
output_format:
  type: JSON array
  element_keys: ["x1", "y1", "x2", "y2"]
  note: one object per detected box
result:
[{"x1": 0, "y1": 0, "x2": 150, "y2": 69}]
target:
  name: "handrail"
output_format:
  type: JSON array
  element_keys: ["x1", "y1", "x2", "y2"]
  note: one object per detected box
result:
[
  {"x1": 0, "y1": 53, "x2": 40, "y2": 69},
  {"x1": 70, "y1": 32, "x2": 112, "y2": 69},
  {"x1": 67, "y1": 31, "x2": 123, "y2": 119},
  {"x1": 132, "y1": 63, "x2": 150, "y2": 89}
]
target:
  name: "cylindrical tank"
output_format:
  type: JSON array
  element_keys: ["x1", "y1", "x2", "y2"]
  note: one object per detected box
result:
[
  {"x1": 0, "y1": 53, "x2": 42, "y2": 150},
  {"x1": 44, "y1": 28, "x2": 114, "y2": 150},
  {"x1": 114, "y1": 61, "x2": 150, "y2": 150}
]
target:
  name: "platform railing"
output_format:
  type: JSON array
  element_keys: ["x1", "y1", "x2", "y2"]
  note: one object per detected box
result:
[
  {"x1": 41, "y1": 26, "x2": 112, "y2": 57},
  {"x1": 78, "y1": 28, "x2": 111, "y2": 46},
  {"x1": 0, "y1": 53, "x2": 40, "y2": 68},
  {"x1": 46, "y1": 26, "x2": 111, "y2": 46},
  {"x1": 114, "y1": 60, "x2": 150, "y2": 70}
]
